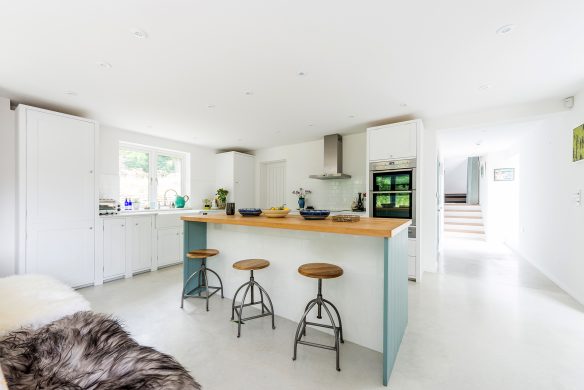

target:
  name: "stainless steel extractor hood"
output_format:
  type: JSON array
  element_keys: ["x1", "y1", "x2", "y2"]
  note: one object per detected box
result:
[{"x1": 309, "y1": 134, "x2": 352, "y2": 180}]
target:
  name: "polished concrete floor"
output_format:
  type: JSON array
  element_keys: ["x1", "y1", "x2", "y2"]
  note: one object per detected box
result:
[{"x1": 80, "y1": 239, "x2": 584, "y2": 389}]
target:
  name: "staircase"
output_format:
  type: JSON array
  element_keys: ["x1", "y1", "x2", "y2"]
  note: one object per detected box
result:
[{"x1": 443, "y1": 203, "x2": 485, "y2": 240}]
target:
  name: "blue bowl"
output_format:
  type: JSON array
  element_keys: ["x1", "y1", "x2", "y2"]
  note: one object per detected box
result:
[
  {"x1": 238, "y1": 208, "x2": 262, "y2": 216},
  {"x1": 299, "y1": 209, "x2": 330, "y2": 220}
]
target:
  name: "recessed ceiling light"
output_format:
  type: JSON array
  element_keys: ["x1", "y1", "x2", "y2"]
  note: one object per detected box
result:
[
  {"x1": 478, "y1": 84, "x2": 492, "y2": 91},
  {"x1": 64, "y1": 91, "x2": 77, "y2": 96},
  {"x1": 496, "y1": 24, "x2": 515, "y2": 35},
  {"x1": 207, "y1": 104, "x2": 216, "y2": 109},
  {"x1": 348, "y1": 115, "x2": 356, "y2": 119},
  {"x1": 244, "y1": 91, "x2": 254, "y2": 96},
  {"x1": 297, "y1": 71, "x2": 306, "y2": 76},
  {"x1": 400, "y1": 103, "x2": 408, "y2": 107},
  {"x1": 131, "y1": 28, "x2": 148, "y2": 39},
  {"x1": 97, "y1": 61, "x2": 112, "y2": 69},
  {"x1": 308, "y1": 123, "x2": 314, "y2": 127}
]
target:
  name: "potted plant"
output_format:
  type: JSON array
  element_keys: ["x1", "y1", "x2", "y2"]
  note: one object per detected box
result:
[
  {"x1": 203, "y1": 198, "x2": 212, "y2": 210},
  {"x1": 292, "y1": 188, "x2": 312, "y2": 209},
  {"x1": 216, "y1": 188, "x2": 229, "y2": 209}
]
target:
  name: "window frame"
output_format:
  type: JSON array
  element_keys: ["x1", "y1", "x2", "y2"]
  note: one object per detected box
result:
[{"x1": 119, "y1": 142, "x2": 189, "y2": 208}]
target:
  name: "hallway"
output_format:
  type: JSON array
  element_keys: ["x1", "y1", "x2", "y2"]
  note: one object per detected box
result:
[{"x1": 390, "y1": 238, "x2": 584, "y2": 389}]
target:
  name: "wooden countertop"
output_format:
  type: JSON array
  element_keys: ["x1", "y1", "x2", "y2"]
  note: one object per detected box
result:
[{"x1": 180, "y1": 214, "x2": 411, "y2": 238}]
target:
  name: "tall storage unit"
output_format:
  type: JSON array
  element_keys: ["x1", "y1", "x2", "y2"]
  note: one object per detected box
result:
[
  {"x1": 366, "y1": 119, "x2": 423, "y2": 281},
  {"x1": 215, "y1": 151, "x2": 255, "y2": 208},
  {"x1": 17, "y1": 105, "x2": 98, "y2": 287}
]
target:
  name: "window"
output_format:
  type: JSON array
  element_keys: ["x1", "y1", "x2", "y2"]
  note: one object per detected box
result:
[{"x1": 119, "y1": 143, "x2": 187, "y2": 209}]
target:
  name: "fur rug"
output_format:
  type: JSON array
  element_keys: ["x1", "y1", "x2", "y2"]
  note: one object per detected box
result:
[
  {"x1": 0, "y1": 311, "x2": 201, "y2": 389},
  {"x1": 0, "y1": 274, "x2": 90, "y2": 336}
]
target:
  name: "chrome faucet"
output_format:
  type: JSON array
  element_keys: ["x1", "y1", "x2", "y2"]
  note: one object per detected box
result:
[{"x1": 163, "y1": 189, "x2": 178, "y2": 208}]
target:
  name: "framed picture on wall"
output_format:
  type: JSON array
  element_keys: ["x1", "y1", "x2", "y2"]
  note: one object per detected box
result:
[
  {"x1": 574, "y1": 123, "x2": 584, "y2": 162},
  {"x1": 494, "y1": 168, "x2": 515, "y2": 181}
]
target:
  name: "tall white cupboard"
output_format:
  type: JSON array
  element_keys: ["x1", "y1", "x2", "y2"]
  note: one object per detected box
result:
[
  {"x1": 17, "y1": 106, "x2": 98, "y2": 287},
  {"x1": 215, "y1": 152, "x2": 255, "y2": 208}
]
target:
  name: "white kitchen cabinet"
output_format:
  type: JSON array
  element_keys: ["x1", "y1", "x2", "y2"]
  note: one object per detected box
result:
[
  {"x1": 17, "y1": 105, "x2": 98, "y2": 287},
  {"x1": 215, "y1": 151, "x2": 255, "y2": 208},
  {"x1": 157, "y1": 227, "x2": 183, "y2": 267},
  {"x1": 99, "y1": 215, "x2": 154, "y2": 281},
  {"x1": 129, "y1": 216, "x2": 153, "y2": 273},
  {"x1": 103, "y1": 218, "x2": 127, "y2": 280},
  {"x1": 367, "y1": 121, "x2": 418, "y2": 161}
]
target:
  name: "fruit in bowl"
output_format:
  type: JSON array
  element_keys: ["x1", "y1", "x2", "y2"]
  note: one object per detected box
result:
[{"x1": 263, "y1": 205, "x2": 290, "y2": 218}]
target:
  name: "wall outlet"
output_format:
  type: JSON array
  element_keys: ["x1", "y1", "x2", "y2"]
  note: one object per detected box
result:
[{"x1": 574, "y1": 190, "x2": 582, "y2": 206}]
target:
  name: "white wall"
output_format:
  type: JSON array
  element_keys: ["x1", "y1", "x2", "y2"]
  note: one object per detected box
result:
[
  {"x1": 99, "y1": 125, "x2": 217, "y2": 209},
  {"x1": 480, "y1": 150, "x2": 520, "y2": 244},
  {"x1": 0, "y1": 97, "x2": 16, "y2": 276},
  {"x1": 253, "y1": 132, "x2": 367, "y2": 210},
  {"x1": 444, "y1": 157, "x2": 467, "y2": 194},
  {"x1": 512, "y1": 92, "x2": 584, "y2": 304}
]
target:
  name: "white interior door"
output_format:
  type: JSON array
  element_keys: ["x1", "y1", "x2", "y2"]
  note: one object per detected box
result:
[
  {"x1": 25, "y1": 109, "x2": 96, "y2": 287},
  {"x1": 260, "y1": 161, "x2": 286, "y2": 208}
]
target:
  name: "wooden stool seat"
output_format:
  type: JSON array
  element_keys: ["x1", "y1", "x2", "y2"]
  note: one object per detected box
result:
[
  {"x1": 298, "y1": 263, "x2": 343, "y2": 279},
  {"x1": 186, "y1": 249, "x2": 219, "y2": 259},
  {"x1": 233, "y1": 259, "x2": 270, "y2": 271}
]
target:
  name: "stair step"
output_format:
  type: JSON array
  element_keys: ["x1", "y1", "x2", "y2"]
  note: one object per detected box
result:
[
  {"x1": 444, "y1": 231, "x2": 486, "y2": 240},
  {"x1": 444, "y1": 211, "x2": 482, "y2": 218},
  {"x1": 445, "y1": 228, "x2": 485, "y2": 234},
  {"x1": 444, "y1": 221, "x2": 484, "y2": 227},
  {"x1": 444, "y1": 215, "x2": 482, "y2": 219},
  {"x1": 444, "y1": 205, "x2": 482, "y2": 211}
]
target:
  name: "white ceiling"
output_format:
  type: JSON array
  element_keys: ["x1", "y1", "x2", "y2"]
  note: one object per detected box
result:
[
  {"x1": 1, "y1": 0, "x2": 583, "y2": 150},
  {"x1": 438, "y1": 120, "x2": 539, "y2": 158}
]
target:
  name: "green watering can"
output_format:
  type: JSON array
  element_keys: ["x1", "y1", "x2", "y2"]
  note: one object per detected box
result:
[{"x1": 175, "y1": 194, "x2": 190, "y2": 208}]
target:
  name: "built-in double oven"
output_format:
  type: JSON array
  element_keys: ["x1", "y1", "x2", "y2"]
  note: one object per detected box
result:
[{"x1": 369, "y1": 158, "x2": 416, "y2": 238}]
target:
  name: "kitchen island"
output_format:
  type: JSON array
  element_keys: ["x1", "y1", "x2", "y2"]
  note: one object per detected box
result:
[{"x1": 181, "y1": 214, "x2": 410, "y2": 386}]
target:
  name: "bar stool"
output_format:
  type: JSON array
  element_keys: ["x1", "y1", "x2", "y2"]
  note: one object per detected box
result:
[
  {"x1": 181, "y1": 249, "x2": 224, "y2": 311},
  {"x1": 293, "y1": 263, "x2": 344, "y2": 371},
  {"x1": 231, "y1": 259, "x2": 276, "y2": 337}
]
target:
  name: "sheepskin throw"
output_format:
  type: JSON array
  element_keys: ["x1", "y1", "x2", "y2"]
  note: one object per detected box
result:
[
  {"x1": 0, "y1": 311, "x2": 200, "y2": 390},
  {"x1": 0, "y1": 274, "x2": 90, "y2": 336}
]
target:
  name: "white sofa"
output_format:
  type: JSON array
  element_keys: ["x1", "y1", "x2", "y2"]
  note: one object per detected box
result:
[{"x1": 0, "y1": 274, "x2": 90, "y2": 336}]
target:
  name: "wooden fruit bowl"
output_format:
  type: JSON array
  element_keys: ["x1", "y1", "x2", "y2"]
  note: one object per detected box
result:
[{"x1": 262, "y1": 209, "x2": 291, "y2": 218}]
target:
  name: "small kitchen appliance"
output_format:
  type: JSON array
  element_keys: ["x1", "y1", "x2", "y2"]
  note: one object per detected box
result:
[{"x1": 99, "y1": 199, "x2": 119, "y2": 216}]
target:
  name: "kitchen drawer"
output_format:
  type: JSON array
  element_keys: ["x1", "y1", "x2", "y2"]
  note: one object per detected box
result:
[
  {"x1": 408, "y1": 238, "x2": 417, "y2": 257},
  {"x1": 156, "y1": 214, "x2": 184, "y2": 229},
  {"x1": 408, "y1": 256, "x2": 416, "y2": 278}
]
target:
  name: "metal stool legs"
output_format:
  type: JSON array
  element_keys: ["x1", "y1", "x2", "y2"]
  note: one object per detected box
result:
[
  {"x1": 181, "y1": 258, "x2": 224, "y2": 311},
  {"x1": 293, "y1": 279, "x2": 343, "y2": 371},
  {"x1": 231, "y1": 270, "x2": 276, "y2": 337}
]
